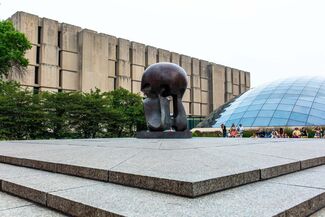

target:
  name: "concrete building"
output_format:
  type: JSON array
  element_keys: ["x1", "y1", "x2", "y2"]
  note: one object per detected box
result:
[{"x1": 9, "y1": 11, "x2": 251, "y2": 122}]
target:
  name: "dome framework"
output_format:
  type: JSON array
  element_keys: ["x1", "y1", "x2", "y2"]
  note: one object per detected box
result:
[{"x1": 198, "y1": 76, "x2": 325, "y2": 128}]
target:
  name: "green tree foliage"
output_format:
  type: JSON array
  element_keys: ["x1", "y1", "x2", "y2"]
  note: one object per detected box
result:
[
  {"x1": 0, "y1": 20, "x2": 32, "y2": 77},
  {"x1": 0, "y1": 81, "x2": 145, "y2": 140}
]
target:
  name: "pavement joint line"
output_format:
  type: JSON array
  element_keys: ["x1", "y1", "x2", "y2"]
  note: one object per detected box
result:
[
  {"x1": 0, "y1": 204, "x2": 33, "y2": 212},
  {"x1": 109, "y1": 149, "x2": 144, "y2": 170},
  {"x1": 269, "y1": 180, "x2": 325, "y2": 191}
]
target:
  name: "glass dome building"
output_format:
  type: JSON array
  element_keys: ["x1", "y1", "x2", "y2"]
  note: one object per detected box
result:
[{"x1": 197, "y1": 76, "x2": 325, "y2": 128}]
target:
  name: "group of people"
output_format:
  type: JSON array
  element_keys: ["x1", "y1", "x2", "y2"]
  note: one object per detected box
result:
[
  {"x1": 220, "y1": 123, "x2": 244, "y2": 138},
  {"x1": 220, "y1": 124, "x2": 325, "y2": 138}
]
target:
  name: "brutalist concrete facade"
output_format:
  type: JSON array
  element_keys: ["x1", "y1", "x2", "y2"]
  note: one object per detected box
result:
[{"x1": 9, "y1": 11, "x2": 251, "y2": 118}]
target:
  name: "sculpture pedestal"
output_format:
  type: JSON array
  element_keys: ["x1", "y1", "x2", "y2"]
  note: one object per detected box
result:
[{"x1": 136, "y1": 130, "x2": 192, "y2": 139}]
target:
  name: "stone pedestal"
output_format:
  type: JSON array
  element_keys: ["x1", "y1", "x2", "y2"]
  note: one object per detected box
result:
[{"x1": 136, "y1": 131, "x2": 192, "y2": 139}]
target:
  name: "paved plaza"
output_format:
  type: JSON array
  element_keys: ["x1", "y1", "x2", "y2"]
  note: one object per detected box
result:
[{"x1": 0, "y1": 138, "x2": 324, "y2": 216}]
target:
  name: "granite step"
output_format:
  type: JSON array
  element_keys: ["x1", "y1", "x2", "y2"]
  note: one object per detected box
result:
[
  {"x1": 0, "y1": 191, "x2": 66, "y2": 217},
  {"x1": 0, "y1": 138, "x2": 324, "y2": 197},
  {"x1": 0, "y1": 162, "x2": 325, "y2": 217}
]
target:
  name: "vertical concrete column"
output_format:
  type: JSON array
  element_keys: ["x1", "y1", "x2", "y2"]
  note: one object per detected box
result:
[
  {"x1": 130, "y1": 42, "x2": 146, "y2": 95},
  {"x1": 107, "y1": 35, "x2": 117, "y2": 92},
  {"x1": 116, "y1": 38, "x2": 131, "y2": 91},
  {"x1": 145, "y1": 46, "x2": 157, "y2": 67},
  {"x1": 200, "y1": 60, "x2": 210, "y2": 116},
  {"x1": 79, "y1": 30, "x2": 110, "y2": 92},
  {"x1": 226, "y1": 67, "x2": 233, "y2": 101},
  {"x1": 39, "y1": 18, "x2": 60, "y2": 91},
  {"x1": 157, "y1": 49, "x2": 170, "y2": 62},
  {"x1": 191, "y1": 58, "x2": 201, "y2": 116},
  {"x1": 209, "y1": 63, "x2": 226, "y2": 111},
  {"x1": 180, "y1": 55, "x2": 191, "y2": 115},
  {"x1": 170, "y1": 52, "x2": 180, "y2": 65},
  {"x1": 10, "y1": 12, "x2": 39, "y2": 87},
  {"x1": 245, "y1": 72, "x2": 251, "y2": 91},
  {"x1": 232, "y1": 68, "x2": 240, "y2": 97},
  {"x1": 60, "y1": 23, "x2": 81, "y2": 91},
  {"x1": 239, "y1": 70, "x2": 246, "y2": 94}
]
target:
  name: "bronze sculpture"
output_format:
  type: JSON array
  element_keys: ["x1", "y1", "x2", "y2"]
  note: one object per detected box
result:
[{"x1": 141, "y1": 62, "x2": 188, "y2": 132}]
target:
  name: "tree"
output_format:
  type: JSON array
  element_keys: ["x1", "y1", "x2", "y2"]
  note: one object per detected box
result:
[
  {"x1": 105, "y1": 88, "x2": 145, "y2": 137},
  {"x1": 0, "y1": 80, "x2": 47, "y2": 140},
  {"x1": 0, "y1": 20, "x2": 31, "y2": 77}
]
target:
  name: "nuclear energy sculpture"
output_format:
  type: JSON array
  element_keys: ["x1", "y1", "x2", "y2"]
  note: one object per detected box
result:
[{"x1": 137, "y1": 62, "x2": 191, "y2": 138}]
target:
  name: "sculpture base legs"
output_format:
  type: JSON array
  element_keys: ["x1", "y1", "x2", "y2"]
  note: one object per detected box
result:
[{"x1": 136, "y1": 131, "x2": 192, "y2": 139}]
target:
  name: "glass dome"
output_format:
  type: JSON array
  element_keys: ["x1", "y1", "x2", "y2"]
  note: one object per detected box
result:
[{"x1": 198, "y1": 76, "x2": 325, "y2": 128}]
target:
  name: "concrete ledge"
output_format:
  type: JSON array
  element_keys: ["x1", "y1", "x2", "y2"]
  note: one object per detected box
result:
[
  {"x1": 0, "y1": 154, "x2": 325, "y2": 198},
  {"x1": 261, "y1": 162, "x2": 301, "y2": 179},
  {"x1": 275, "y1": 192, "x2": 325, "y2": 217},
  {"x1": 109, "y1": 171, "x2": 193, "y2": 197},
  {"x1": 56, "y1": 164, "x2": 108, "y2": 181},
  {"x1": 301, "y1": 157, "x2": 325, "y2": 169},
  {"x1": 47, "y1": 194, "x2": 121, "y2": 217},
  {"x1": 1, "y1": 181, "x2": 47, "y2": 205}
]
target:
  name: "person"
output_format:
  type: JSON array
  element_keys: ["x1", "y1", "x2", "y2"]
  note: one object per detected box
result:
[
  {"x1": 292, "y1": 127, "x2": 301, "y2": 138},
  {"x1": 300, "y1": 127, "x2": 308, "y2": 138},
  {"x1": 271, "y1": 129, "x2": 279, "y2": 138},
  {"x1": 237, "y1": 124, "x2": 244, "y2": 138},
  {"x1": 279, "y1": 128, "x2": 284, "y2": 138},
  {"x1": 314, "y1": 126, "x2": 321, "y2": 138},
  {"x1": 221, "y1": 124, "x2": 227, "y2": 138},
  {"x1": 230, "y1": 123, "x2": 237, "y2": 138}
]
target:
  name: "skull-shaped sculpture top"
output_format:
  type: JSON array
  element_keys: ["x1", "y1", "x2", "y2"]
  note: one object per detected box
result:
[{"x1": 141, "y1": 62, "x2": 188, "y2": 131}]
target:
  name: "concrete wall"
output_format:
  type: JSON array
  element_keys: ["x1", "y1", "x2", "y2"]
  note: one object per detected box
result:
[{"x1": 9, "y1": 11, "x2": 251, "y2": 118}]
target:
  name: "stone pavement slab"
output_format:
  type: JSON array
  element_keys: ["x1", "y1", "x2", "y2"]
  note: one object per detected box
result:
[
  {"x1": 0, "y1": 192, "x2": 65, "y2": 216},
  {"x1": 0, "y1": 138, "x2": 324, "y2": 197},
  {"x1": 0, "y1": 163, "x2": 325, "y2": 217}
]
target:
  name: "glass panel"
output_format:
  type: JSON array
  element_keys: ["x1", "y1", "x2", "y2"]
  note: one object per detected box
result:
[
  {"x1": 277, "y1": 104, "x2": 294, "y2": 111},
  {"x1": 251, "y1": 99, "x2": 267, "y2": 105},
  {"x1": 312, "y1": 102, "x2": 325, "y2": 111},
  {"x1": 289, "y1": 112, "x2": 308, "y2": 122},
  {"x1": 287, "y1": 119, "x2": 306, "y2": 126},
  {"x1": 273, "y1": 110, "x2": 291, "y2": 118},
  {"x1": 309, "y1": 108, "x2": 325, "y2": 117},
  {"x1": 248, "y1": 104, "x2": 263, "y2": 110},
  {"x1": 239, "y1": 118, "x2": 255, "y2": 127},
  {"x1": 292, "y1": 105, "x2": 310, "y2": 114},
  {"x1": 269, "y1": 118, "x2": 288, "y2": 126},
  {"x1": 228, "y1": 112, "x2": 245, "y2": 120},
  {"x1": 258, "y1": 110, "x2": 275, "y2": 117},
  {"x1": 252, "y1": 117, "x2": 271, "y2": 127},
  {"x1": 243, "y1": 110, "x2": 260, "y2": 118},
  {"x1": 261, "y1": 103, "x2": 278, "y2": 110},
  {"x1": 280, "y1": 98, "x2": 297, "y2": 105},
  {"x1": 295, "y1": 100, "x2": 313, "y2": 107},
  {"x1": 266, "y1": 98, "x2": 282, "y2": 103},
  {"x1": 307, "y1": 116, "x2": 325, "y2": 125}
]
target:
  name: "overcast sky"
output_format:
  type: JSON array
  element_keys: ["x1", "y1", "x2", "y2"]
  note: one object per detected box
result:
[{"x1": 1, "y1": 0, "x2": 324, "y2": 87}]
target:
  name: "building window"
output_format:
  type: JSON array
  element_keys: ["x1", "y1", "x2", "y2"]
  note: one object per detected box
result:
[
  {"x1": 34, "y1": 66, "x2": 39, "y2": 84},
  {"x1": 59, "y1": 70, "x2": 62, "y2": 87},
  {"x1": 37, "y1": 26, "x2": 42, "y2": 44},
  {"x1": 58, "y1": 31, "x2": 61, "y2": 48},
  {"x1": 36, "y1": 46, "x2": 40, "y2": 64}
]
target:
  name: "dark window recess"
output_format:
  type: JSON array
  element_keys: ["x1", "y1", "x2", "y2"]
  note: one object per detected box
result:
[
  {"x1": 58, "y1": 31, "x2": 61, "y2": 48},
  {"x1": 33, "y1": 87, "x2": 40, "y2": 94},
  {"x1": 36, "y1": 46, "x2": 40, "y2": 64},
  {"x1": 37, "y1": 26, "x2": 42, "y2": 44},
  {"x1": 34, "y1": 66, "x2": 39, "y2": 84},
  {"x1": 58, "y1": 51, "x2": 61, "y2": 67},
  {"x1": 59, "y1": 70, "x2": 62, "y2": 87}
]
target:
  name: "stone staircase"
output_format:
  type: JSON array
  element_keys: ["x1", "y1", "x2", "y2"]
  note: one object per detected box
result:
[{"x1": 0, "y1": 138, "x2": 325, "y2": 216}]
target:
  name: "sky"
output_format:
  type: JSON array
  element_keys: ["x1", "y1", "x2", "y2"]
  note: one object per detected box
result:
[{"x1": 1, "y1": 0, "x2": 325, "y2": 87}]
